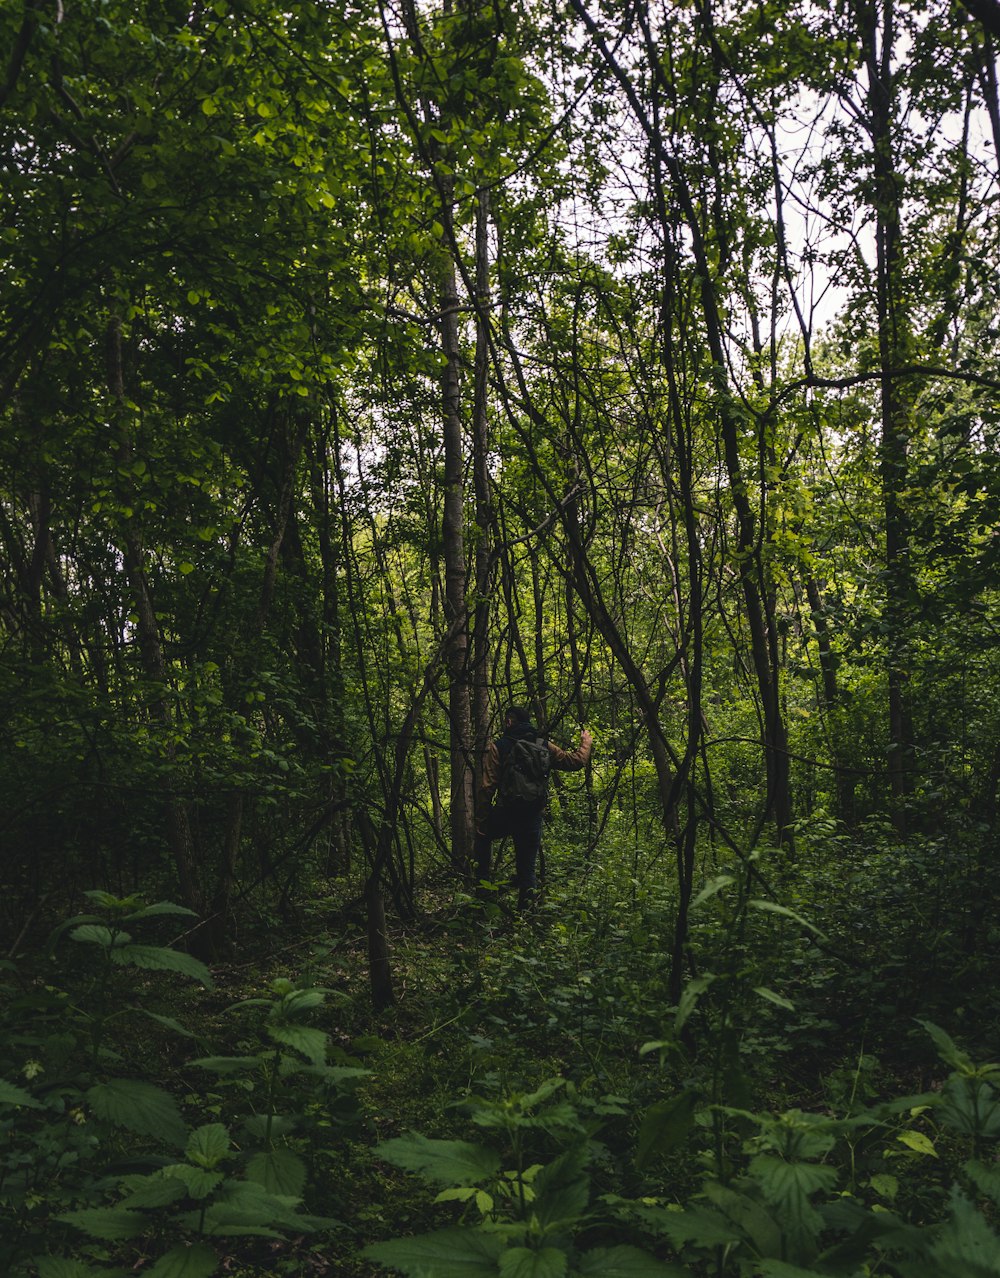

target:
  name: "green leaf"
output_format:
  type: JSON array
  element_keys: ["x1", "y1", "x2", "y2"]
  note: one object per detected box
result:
[
  {"x1": 163, "y1": 1163, "x2": 225, "y2": 1198},
  {"x1": 636, "y1": 1202, "x2": 741, "y2": 1248},
  {"x1": 499, "y1": 1246, "x2": 567, "y2": 1278},
  {"x1": 675, "y1": 976, "x2": 715, "y2": 1034},
  {"x1": 279, "y1": 988, "x2": 326, "y2": 1016},
  {"x1": 897, "y1": 1130, "x2": 937, "y2": 1157},
  {"x1": 110, "y1": 944, "x2": 214, "y2": 987},
  {"x1": 58, "y1": 1207, "x2": 147, "y2": 1240},
  {"x1": 194, "y1": 1179, "x2": 313, "y2": 1237},
  {"x1": 146, "y1": 1244, "x2": 219, "y2": 1278},
  {"x1": 0, "y1": 1078, "x2": 42, "y2": 1108},
  {"x1": 87, "y1": 1079, "x2": 188, "y2": 1148},
  {"x1": 140, "y1": 1009, "x2": 199, "y2": 1039},
  {"x1": 34, "y1": 1261, "x2": 106, "y2": 1278},
  {"x1": 363, "y1": 1227, "x2": 503, "y2": 1276},
  {"x1": 123, "y1": 901, "x2": 198, "y2": 923},
  {"x1": 750, "y1": 1156, "x2": 838, "y2": 1203},
  {"x1": 637, "y1": 1091, "x2": 698, "y2": 1169},
  {"x1": 71, "y1": 924, "x2": 123, "y2": 947},
  {"x1": 964, "y1": 1159, "x2": 1000, "y2": 1206},
  {"x1": 690, "y1": 874, "x2": 735, "y2": 910},
  {"x1": 531, "y1": 1141, "x2": 590, "y2": 1226},
  {"x1": 189, "y1": 1055, "x2": 261, "y2": 1074},
  {"x1": 868, "y1": 1173, "x2": 899, "y2": 1201},
  {"x1": 120, "y1": 1175, "x2": 189, "y2": 1209},
  {"x1": 756, "y1": 1263, "x2": 831, "y2": 1277},
  {"x1": 748, "y1": 900, "x2": 827, "y2": 941},
  {"x1": 186, "y1": 1122, "x2": 231, "y2": 1168},
  {"x1": 900, "y1": 1187, "x2": 1000, "y2": 1278},
  {"x1": 267, "y1": 1023, "x2": 326, "y2": 1065},
  {"x1": 916, "y1": 1018, "x2": 973, "y2": 1072},
  {"x1": 245, "y1": 1147, "x2": 307, "y2": 1197},
  {"x1": 577, "y1": 1246, "x2": 691, "y2": 1277},
  {"x1": 754, "y1": 986, "x2": 795, "y2": 1012},
  {"x1": 376, "y1": 1133, "x2": 501, "y2": 1186}
]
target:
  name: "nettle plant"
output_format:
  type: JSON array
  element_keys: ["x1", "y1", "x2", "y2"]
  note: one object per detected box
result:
[
  {"x1": 616, "y1": 1020, "x2": 1000, "y2": 1277},
  {"x1": 1, "y1": 893, "x2": 360, "y2": 1278},
  {"x1": 363, "y1": 1077, "x2": 684, "y2": 1278},
  {"x1": 1, "y1": 892, "x2": 214, "y2": 1273},
  {"x1": 188, "y1": 976, "x2": 369, "y2": 1197},
  {"x1": 50, "y1": 978, "x2": 362, "y2": 1278}
]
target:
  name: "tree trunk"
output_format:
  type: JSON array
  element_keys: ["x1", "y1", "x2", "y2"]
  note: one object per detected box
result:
[{"x1": 440, "y1": 191, "x2": 475, "y2": 874}]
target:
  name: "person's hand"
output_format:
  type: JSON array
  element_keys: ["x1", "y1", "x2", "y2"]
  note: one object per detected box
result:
[{"x1": 581, "y1": 728, "x2": 593, "y2": 749}]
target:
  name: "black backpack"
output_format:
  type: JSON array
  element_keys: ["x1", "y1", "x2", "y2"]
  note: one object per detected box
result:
[{"x1": 497, "y1": 734, "x2": 551, "y2": 810}]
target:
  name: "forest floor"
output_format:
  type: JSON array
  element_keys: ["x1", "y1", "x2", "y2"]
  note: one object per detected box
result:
[{"x1": 5, "y1": 834, "x2": 999, "y2": 1277}]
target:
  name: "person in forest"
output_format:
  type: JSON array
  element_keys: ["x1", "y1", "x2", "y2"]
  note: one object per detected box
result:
[{"x1": 475, "y1": 704, "x2": 592, "y2": 909}]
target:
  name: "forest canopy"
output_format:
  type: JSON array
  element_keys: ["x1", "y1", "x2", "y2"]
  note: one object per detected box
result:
[{"x1": 2, "y1": 0, "x2": 1000, "y2": 1275}]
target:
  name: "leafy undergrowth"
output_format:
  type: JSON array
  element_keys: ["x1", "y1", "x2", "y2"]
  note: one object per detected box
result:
[{"x1": 2, "y1": 825, "x2": 999, "y2": 1276}]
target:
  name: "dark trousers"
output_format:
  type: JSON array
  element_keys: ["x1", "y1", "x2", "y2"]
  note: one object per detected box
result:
[{"x1": 475, "y1": 804, "x2": 544, "y2": 903}]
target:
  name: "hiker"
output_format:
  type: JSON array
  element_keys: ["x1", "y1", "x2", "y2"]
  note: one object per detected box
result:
[{"x1": 475, "y1": 705, "x2": 593, "y2": 909}]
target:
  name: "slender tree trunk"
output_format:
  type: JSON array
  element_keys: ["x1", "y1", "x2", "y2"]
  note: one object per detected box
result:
[
  {"x1": 471, "y1": 187, "x2": 494, "y2": 820},
  {"x1": 859, "y1": 0, "x2": 914, "y2": 829},
  {"x1": 440, "y1": 189, "x2": 475, "y2": 873}
]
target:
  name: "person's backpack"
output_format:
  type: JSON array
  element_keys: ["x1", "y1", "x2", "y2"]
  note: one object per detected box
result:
[{"x1": 497, "y1": 735, "x2": 551, "y2": 809}]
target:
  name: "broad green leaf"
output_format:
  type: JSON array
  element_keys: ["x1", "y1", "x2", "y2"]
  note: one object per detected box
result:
[
  {"x1": 637, "y1": 1091, "x2": 698, "y2": 1169},
  {"x1": 636, "y1": 1202, "x2": 741, "y2": 1248},
  {"x1": 120, "y1": 1175, "x2": 188, "y2": 1209},
  {"x1": 163, "y1": 1163, "x2": 225, "y2": 1199},
  {"x1": 146, "y1": 1244, "x2": 218, "y2": 1278},
  {"x1": 186, "y1": 1122, "x2": 231, "y2": 1168},
  {"x1": 690, "y1": 874, "x2": 735, "y2": 910},
  {"x1": 704, "y1": 1182, "x2": 781, "y2": 1257},
  {"x1": 123, "y1": 901, "x2": 198, "y2": 923},
  {"x1": 748, "y1": 900, "x2": 827, "y2": 941},
  {"x1": 245, "y1": 1147, "x2": 307, "y2": 1197},
  {"x1": 750, "y1": 1156, "x2": 838, "y2": 1203},
  {"x1": 899, "y1": 1188, "x2": 1000, "y2": 1278},
  {"x1": 577, "y1": 1246, "x2": 691, "y2": 1277},
  {"x1": 279, "y1": 988, "x2": 325, "y2": 1016},
  {"x1": 498, "y1": 1246, "x2": 567, "y2": 1278},
  {"x1": 189, "y1": 1055, "x2": 261, "y2": 1073},
  {"x1": 110, "y1": 944, "x2": 213, "y2": 987},
  {"x1": 363, "y1": 1227, "x2": 503, "y2": 1276},
  {"x1": 0, "y1": 1078, "x2": 42, "y2": 1108},
  {"x1": 868, "y1": 1173, "x2": 899, "y2": 1201},
  {"x1": 531, "y1": 1142, "x2": 590, "y2": 1226},
  {"x1": 754, "y1": 986, "x2": 795, "y2": 1012},
  {"x1": 83, "y1": 890, "x2": 132, "y2": 909},
  {"x1": 139, "y1": 1009, "x2": 199, "y2": 1039},
  {"x1": 939, "y1": 1077, "x2": 1000, "y2": 1139},
  {"x1": 916, "y1": 1018, "x2": 973, "y2": 1072},
  {"x1": 675, "y1": 976, "x2": 715, "y2": 1034},
  {"x1": 376, "y1": 1133, "x2": 501, "y2": 1186},
  {"x1": 757, "y1": 1263, "x2": 831, "y2": 1277},
  {"x1": 194, "y1": 1179, "x2": 313, "y2": 1237},
  {"x1": 58, "y1": 1207, "x2": 147, "y2": 1240},
  {"x1": 896, "y1": 1130, "x2": 937, "y2": 1157},
  {"x1": 267, "y1": 1023, "x2": 327, "y2": 1065},
  {"x1": 87, "y1": 1079, "x2": 187, "y2": 1148},
  {"x1": 34, "y1": 1261, "x2": 105, "y2": 1278},
  {"x1": 748, "y1": 1156, "x2": 837, "y2": 1258},
  {"x1": 964, "y1": 1159, "x2": 1000, "y2": 1206},
  {"x1": 71, "y1": 924, "x2": 125, "y2": 947}
]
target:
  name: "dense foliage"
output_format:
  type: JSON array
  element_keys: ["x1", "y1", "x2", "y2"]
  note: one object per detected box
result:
[{"x1": 2, "y1": 0, "x2": 999, "y2": 1274}]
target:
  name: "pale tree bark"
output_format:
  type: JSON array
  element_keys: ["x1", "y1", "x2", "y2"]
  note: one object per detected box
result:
[{"x1": 471, "y1": 187, "x2": 494, "y2": 802}]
